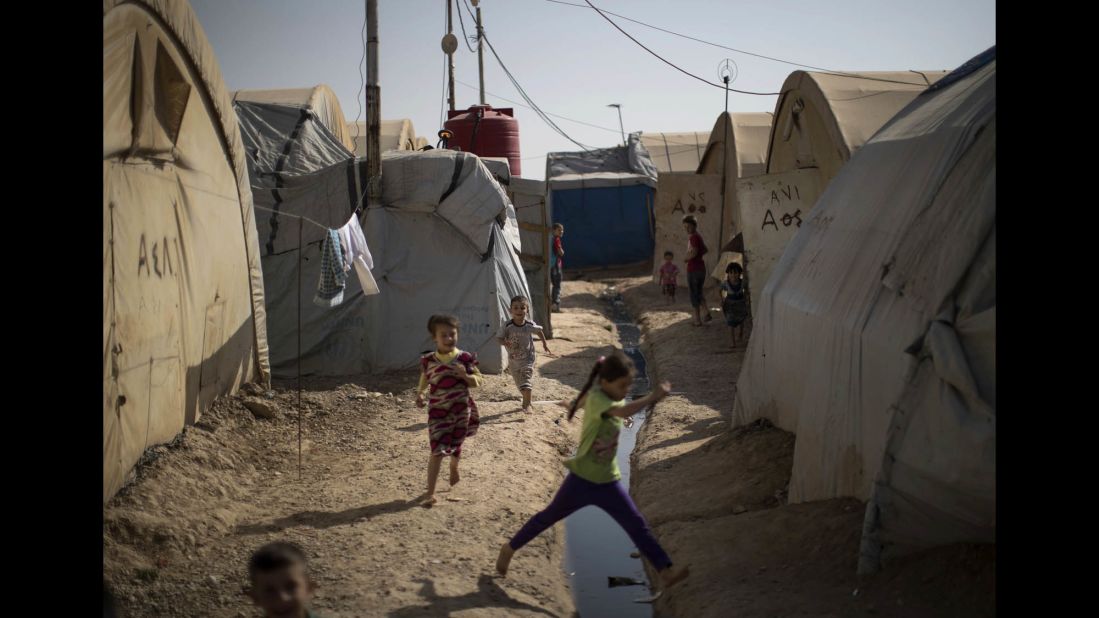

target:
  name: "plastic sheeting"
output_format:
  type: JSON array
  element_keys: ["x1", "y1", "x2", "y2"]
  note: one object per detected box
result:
[
  {"x1": 546, "y1": 132, "x2": 658, "y2": 190},
  {"x1": 104, "y1": 0, "x2": 270, "y2": 502},
  {"x1": 240, "y1": 104, "x2": 531, "y2": 376},
  {"x1": 733, "y1": 48, "x2": 995, "y2": 572}
]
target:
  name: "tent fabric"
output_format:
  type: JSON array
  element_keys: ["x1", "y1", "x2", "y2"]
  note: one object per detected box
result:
[
  {"x1": 638, "y1": 131, "x2": 708, "y2": 174},
  {"x1": 234, "y1": 85, "x2": 357, "y2": 154},
  {"x1": 546, "y1": 132, "x2": 658, "y2": 189},
  {"x1": 731, "y1": 49, "x2": 995, "y2": 571},
  {"x1": 235, "y1": 100, "x2": 366, "y2": 255},
  {"x1": 237, "y1": 97, "x2": 530, "y2": 377},
  {"x1": 104, "y1": 0, "x2": 270, "y2": 502},
  {"x1": 348, "y1": 118, "x2": 426, "y2": 157},
  {"x1": 648, "y1": 113, "x2": 772, "y2": 280},
  {"x1": 765, "y1": 70, "x2": 948, "y2": 183}
]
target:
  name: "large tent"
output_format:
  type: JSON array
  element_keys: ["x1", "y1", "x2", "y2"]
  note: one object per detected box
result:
[
  {"x1": 732, "y1": 48, "x2": 996, "y2": 572},
  {"x1": 766, "y1": 70, "x2": 950, "y2": 182},
  {"x1": 733, "y1": 70, "x2": 949, "y2": 310},
  {"x1": 547, "y1": 133, "x2": 658, "y2": 269},
  {"x1": 638, "y1": 131, "x2": 709, "y2": 174},
  {"x1": 365, "y1": 150, "x2": 530, "y2": 374},
  {"x1": 235, "y1": 88, "x2": 528, "y2": 375},
  {"x1": 348, "y1": 118, "x2": 429, "y2": 157},
  {"x1": 235, "y1": 86, "x2": 357, "y2": 154},
  {"x1": 650, "y1": 113, "x2": 773, "y2": 283},
  {"x1": 104, "y1": 0, "x2": 271, "y2": 502}
]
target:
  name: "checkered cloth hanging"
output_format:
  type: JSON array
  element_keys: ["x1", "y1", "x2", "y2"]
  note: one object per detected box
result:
[{"x1": 313, "y1": 229, "x2": 347, "y2": 307}]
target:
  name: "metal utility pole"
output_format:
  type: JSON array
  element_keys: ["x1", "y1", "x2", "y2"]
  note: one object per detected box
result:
[
  {"x1": 475, "y1": 0, "x2": 485, "y2": 105},
  {"x1": 719, "y1": 73, "x2": 730, "y2": 248},
  {"x1": 365, "y1": 0, "x2": 381, "y2": 209},
  {"x1": 447, "y1": 0, "x2": 456, "y2": 112},
  {"x1": 607, "y1": 103, "x2": 625, "y2": 146}
]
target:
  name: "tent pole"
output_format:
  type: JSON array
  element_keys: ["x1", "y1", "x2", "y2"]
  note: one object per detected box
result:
[
  {"x1": 297, "y1": 218, "x2": 303, "y2": 480},
  {"x1": 719, "y1": 76, "x2": 731, "y2": 250}
]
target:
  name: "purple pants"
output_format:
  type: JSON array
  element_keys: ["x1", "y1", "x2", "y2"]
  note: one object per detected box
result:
[{"x1": 509, "y1": 472, "x2": 673, "y2": 571}]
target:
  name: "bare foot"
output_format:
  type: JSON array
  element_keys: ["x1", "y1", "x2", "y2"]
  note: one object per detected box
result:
[
  {"x1": 659, "y1": 565, "x2": 690, "y2": 589},
  {"x1": 496, "y1": 543, "x2": 515, "y2": 576},
  {"x1": 418, "y1": 494, "x2": 437, "y2": 508},
  {"x1": 522, "y1": 405, "x2": 532, "y2": 414}
]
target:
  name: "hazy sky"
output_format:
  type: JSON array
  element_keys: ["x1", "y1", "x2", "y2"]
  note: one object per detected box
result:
[{"x1": 190, "y1": 0, "x2": 995, "y2": 180}]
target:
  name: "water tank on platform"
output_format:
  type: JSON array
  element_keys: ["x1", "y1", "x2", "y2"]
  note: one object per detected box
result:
[{"x1": 444, "y1": 104, "x2": 521, "y2": 177}]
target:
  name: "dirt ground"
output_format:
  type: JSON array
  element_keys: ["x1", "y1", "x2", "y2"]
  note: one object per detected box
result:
[
  {"x1": 104, "y1": 271, "x2": 995, "y2": 617},
  {"x1": 104, "y1": 280, "x2": 628, "y2": 617},
  {"x1": 604, "y1": 271, "x2": 996, "y2": 618}
]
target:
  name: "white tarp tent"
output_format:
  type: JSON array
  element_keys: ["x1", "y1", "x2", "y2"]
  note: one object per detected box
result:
[
  {"x1": 104, "y1": 0, "x2": 271, "y2": 502},
  {"x1": 732, "y1": 48, "x2": 996, "y2": 573},
  {"x1": 235, "y1": 87, "x2": 528, "y2": 376},
  {"x1": 364, "y1": 150, "x2": 530, "y2": 374}
]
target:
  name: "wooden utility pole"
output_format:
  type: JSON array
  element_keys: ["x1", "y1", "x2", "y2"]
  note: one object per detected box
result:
[{"x1": 366, "y1": 0, "x2": 381, "y2": 208}]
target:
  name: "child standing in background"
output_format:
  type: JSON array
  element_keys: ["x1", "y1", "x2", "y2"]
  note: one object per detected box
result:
[
  {"x1": 658, "y1": 251, "x2": 679, "y2": 304},
  {"x1": 499, "y1": 296, "x2": 554, "y2": 413}
]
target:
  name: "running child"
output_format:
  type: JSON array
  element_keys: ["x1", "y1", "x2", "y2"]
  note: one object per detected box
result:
[{"x1": 498, "y1": 295, "x2": 554, "y2": 413}]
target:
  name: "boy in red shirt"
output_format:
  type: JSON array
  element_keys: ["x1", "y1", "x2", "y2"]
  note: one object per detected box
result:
[{"x1": 682, "y1": 215, "x2": 712, "y2": 326}]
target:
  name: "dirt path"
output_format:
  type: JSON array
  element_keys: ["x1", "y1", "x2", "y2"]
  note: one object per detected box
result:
[
  {"x1": 603, "y1": 272, "x2": 995, "y2": 618},
  {"x1": 104, "y1": 280, "x2": 625, "y2": 617}
]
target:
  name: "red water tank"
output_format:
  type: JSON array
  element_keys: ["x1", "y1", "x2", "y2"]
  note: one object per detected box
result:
[{"x1": 444, "y1": 105, "x2": 521, "y2": 177}]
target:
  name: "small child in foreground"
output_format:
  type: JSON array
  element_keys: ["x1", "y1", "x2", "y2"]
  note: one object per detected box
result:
[{"x1": 247, "y1": 541, "x2": 324, "y2": 618}]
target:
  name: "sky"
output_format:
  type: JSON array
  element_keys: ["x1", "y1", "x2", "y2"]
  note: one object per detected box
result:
[{"x1": 190, "y1": 0, "x2": 996, "y2": 180}]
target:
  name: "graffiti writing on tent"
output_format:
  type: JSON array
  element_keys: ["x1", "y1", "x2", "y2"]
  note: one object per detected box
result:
[
  {"x1": 671, "y1": 191, "x2": 709, "y2": 214},
  {"x1": 451, "y1": 306, "x2": 492, "y2": 335},
  {"x1": 760, "y1": 183, "x2": 805, "y2": 231},
  {"x1": 137, "y1": 233, "x2": 180, "y2": 279}
]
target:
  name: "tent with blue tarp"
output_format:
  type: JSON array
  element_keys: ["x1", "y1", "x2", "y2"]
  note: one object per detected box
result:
[{"x1": 546, "y1": 134, "x2": 658, "y2": 269}]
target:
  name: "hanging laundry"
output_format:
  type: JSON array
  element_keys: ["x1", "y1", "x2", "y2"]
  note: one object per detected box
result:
[
  {"x1": 336, "y1": 223, "x2": 353, "y2": 272},
  {"x1": 313, "y1": 229, "x2": 347, "y2": 307},
  {"x1": 340, "y1": 214, "x2": 380, "y2": 296},
  {"x1": 346, "y1": 214, "x2": 374, "y2": 270}
]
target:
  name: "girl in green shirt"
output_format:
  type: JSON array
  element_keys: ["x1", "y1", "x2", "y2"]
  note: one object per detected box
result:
[{"x1": 496, "y1": 351, "x2": 689, "y2": 595}]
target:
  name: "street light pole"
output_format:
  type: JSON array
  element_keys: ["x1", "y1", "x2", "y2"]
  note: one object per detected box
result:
[{"x1": 607, "y1": 103, "x2": 625, "y2": 146}]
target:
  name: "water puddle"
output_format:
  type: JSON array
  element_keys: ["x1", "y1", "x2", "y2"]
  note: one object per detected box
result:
[{"x1": 563, "y1": 287, "x2": 653, "y2": 617}]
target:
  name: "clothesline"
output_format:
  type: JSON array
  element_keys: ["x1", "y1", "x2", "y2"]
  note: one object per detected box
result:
[{"x1": 252, "y1": 203, "x2": 359, "y2": 232}]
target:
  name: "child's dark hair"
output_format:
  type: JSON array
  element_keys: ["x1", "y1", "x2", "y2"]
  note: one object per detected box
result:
[
  {"x1": 681, "y1": 215, "x2": 698, "y2": 227},
  {"x1": 510, "y1": 295, "x2": 529, "y2": 307},
  {"x1": 726, "y1": 262, "x2": 743, "y2": 275},
  {"x1": 568, "y1": 350, "x2": 635, "y2": 421},
  {"x1": 249, "y1": 541, "x2": 309, "y2": 580},
  {"x1": 427, "y1": 314, "x2": 460, "y2": 335},
  {"x1": 663, "y1": 250, "x2": 674, "y2": 258}
]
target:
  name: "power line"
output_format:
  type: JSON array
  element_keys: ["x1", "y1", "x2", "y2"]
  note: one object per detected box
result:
[
  {"x1": 460, "y1": 0, "x2": 594, "y2": 150},
  {"x1": 454, "y1": 0, "x2": 478, "y2": 52},
  {"x1": 545, "y1": 0, "x2": 935, "y2": 87},
  {"x1": 582, "y1": 0, "x2": 779, "y2": 95},
  {"x1": 455, "y1": 79, "x2": 621, "y2": 135},
  {"x1": 350, "y1": 8, "x2": 367, "y2": 144}
]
